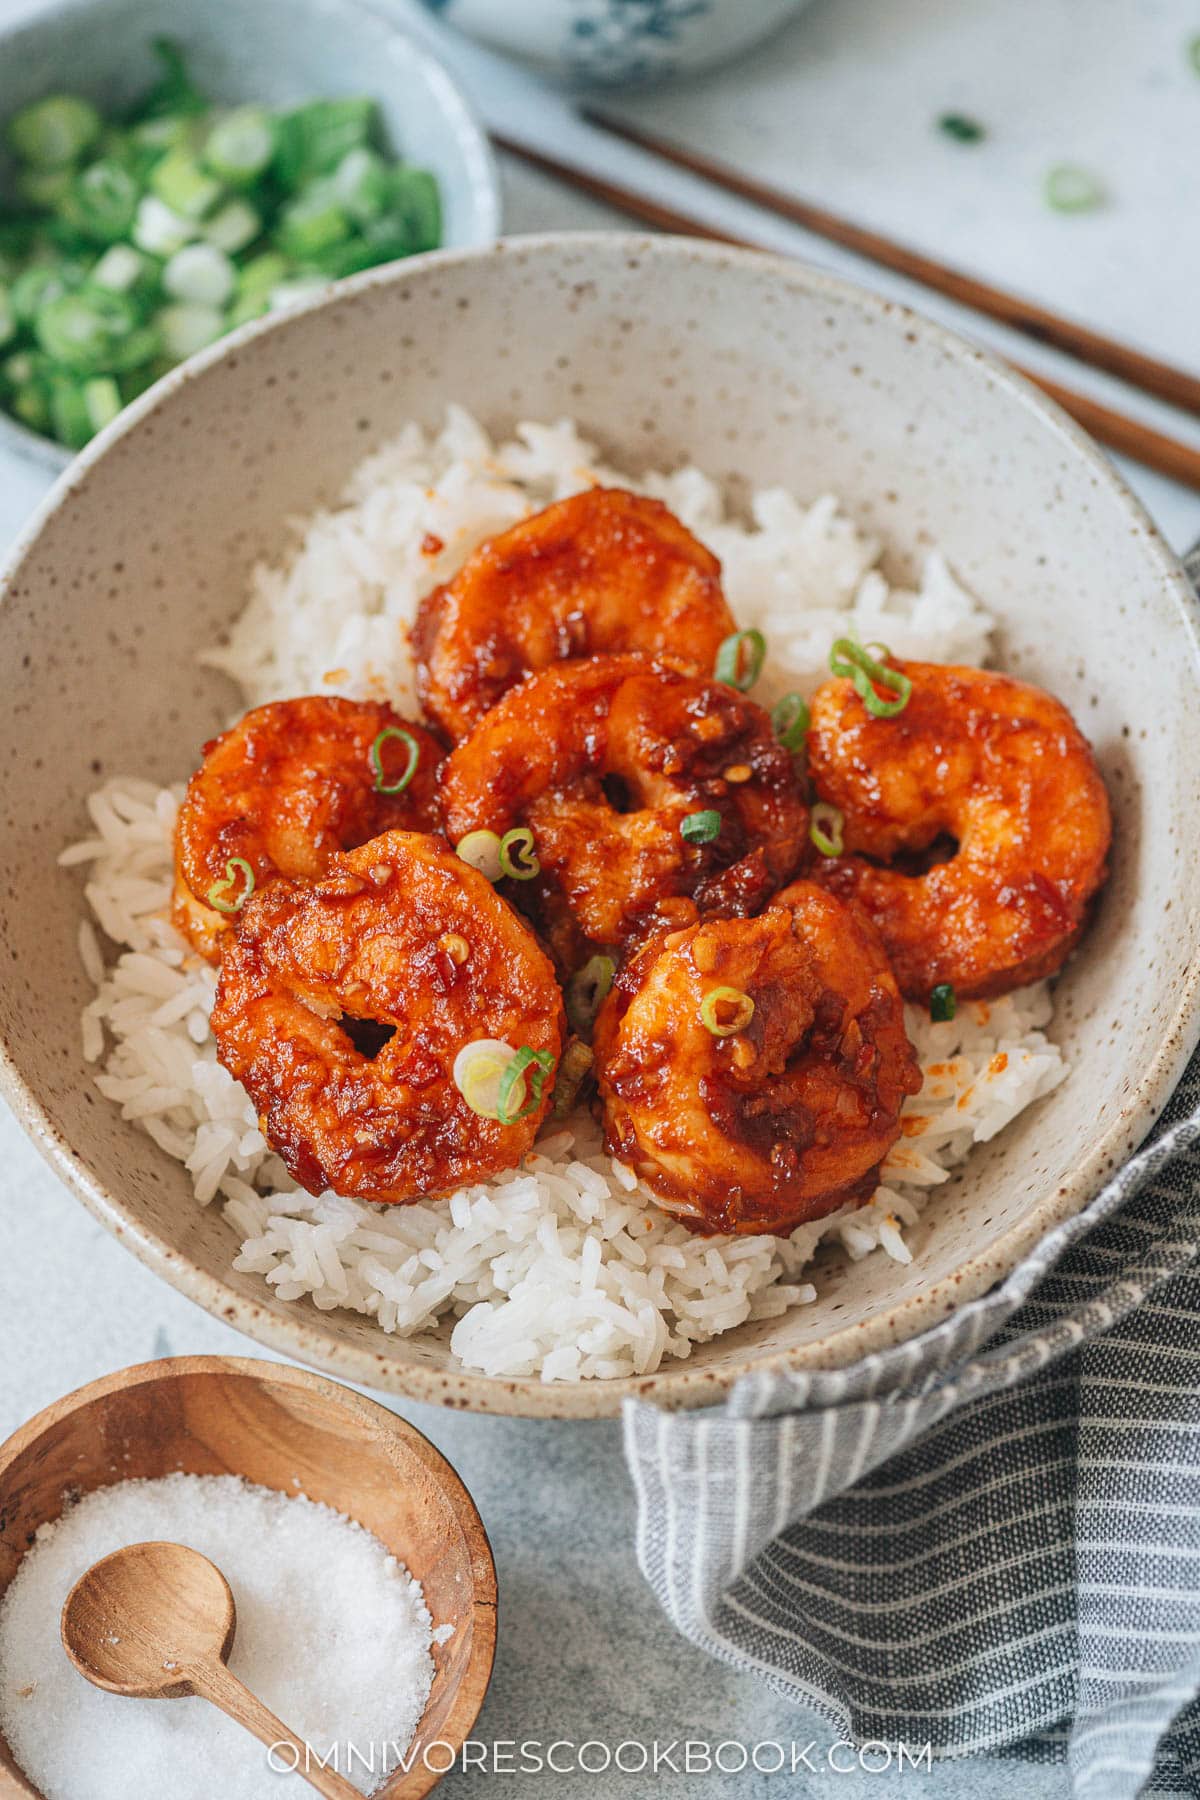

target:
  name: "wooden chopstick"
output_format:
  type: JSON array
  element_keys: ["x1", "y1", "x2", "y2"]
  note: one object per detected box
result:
[
  {"x1": 582, "y1": 109, "x2": 1200, "y2": 422},
  {"x1": 496, "y1": 132, "x2": 1200, "y2": 496}
]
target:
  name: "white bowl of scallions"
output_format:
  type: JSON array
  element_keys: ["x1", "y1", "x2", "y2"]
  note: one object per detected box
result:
[{"x1": 0, "y1": 0, "x2": 499, "y2": 468}]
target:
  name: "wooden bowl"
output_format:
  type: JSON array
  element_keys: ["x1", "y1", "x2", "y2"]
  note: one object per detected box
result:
[{"x1": 0, "y1": 1357, "x2": 497, "y2": 1799}]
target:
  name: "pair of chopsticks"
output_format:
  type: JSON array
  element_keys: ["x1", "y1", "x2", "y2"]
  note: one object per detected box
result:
[{"x1": 495, "y1": 115, "x2": 1200, "y2": 495}]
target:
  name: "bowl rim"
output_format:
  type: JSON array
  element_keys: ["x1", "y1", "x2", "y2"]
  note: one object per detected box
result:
[
  {"x1": 3, "y1": 230, "x2": 1199, "y2": 1419},
  {"x1": 0, "y1": 0, "x2": 502, "y2": 473},
  {"x1": 0, "y1": 1354, "x2": 498, "y2": 1800}
]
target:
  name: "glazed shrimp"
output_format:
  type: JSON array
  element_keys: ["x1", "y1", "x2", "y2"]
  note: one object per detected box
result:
[
  {"x1": 593, "y1": 881, "x2": 920, "y2": 1235},
  {"x1": 807, "y1": 660, "x2": 1111, "y2": 1000},
  {"x1": 413, "y1": 487, "x2": 736, "y2": 739},
  {"x1": 439, "y1": 653, "x2": 807, "y2": 971},
  {"x1": 173, "y1": 696, "x2": 443, "y2": 962},
  {"x1": 211, "y1": 831, "x2": 565, "y2": 1203}
]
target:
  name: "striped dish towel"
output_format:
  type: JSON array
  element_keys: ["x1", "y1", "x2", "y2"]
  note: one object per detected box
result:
[{"x1": 623, "y1": 1017, "x2": 1200, "y2": 1796}]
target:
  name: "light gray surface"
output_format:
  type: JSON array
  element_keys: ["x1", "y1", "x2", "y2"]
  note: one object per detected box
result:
[{"x1": 2, "y1": 0, "x2": 1199, "y2": 1789}]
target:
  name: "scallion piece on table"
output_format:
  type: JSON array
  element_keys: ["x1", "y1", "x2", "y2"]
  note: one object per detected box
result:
[
  {"x1": 1043, "y1": 164, "x2": 1105, "y2": 213},
  {"x1": 937, "y1": 113, "x2": 985, "y2": 143},
  {"x1": 8, "y1": 95, "x2": 102, "y2": 169}
]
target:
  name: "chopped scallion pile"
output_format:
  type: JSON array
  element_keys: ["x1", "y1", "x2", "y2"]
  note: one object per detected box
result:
[{"x1": 0, "y1": 38, "x2": 443, "y2": 451}]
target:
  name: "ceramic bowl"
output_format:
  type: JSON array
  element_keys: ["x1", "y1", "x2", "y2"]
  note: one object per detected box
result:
[
  {"x1": 0, "y1": 0, "x2": 500, "y2": 473},
  {"x1": 1, "y1": 233, "x2": 1198, "y2": 1419},
  {"x1": 0, "y1": 1356, "x2": 497, "y2": 1799},
  {"x1": 420, "y1": 0, "x2": 814, "y2": 87}
]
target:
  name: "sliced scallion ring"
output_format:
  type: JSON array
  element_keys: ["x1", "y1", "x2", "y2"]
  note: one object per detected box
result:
[
  {"x1": 771, "y1": 691, "x2": 809, "y2": 751},
  {"x1": 496, "y1": 1045, "x2": 556, "y2": 1125},
  {"x1": 453, "y1": 1039, "x2": 515, "y2": 1120},
  {"x1": 455, "y1": 829, "x2": 504, "y2": 882},
  {"x1": 810, "y1": 803, "x2": 845, "y2": 858},
  {"x1": 369, "y1": 725, "x2": 419, "y2": 794},
  {"x1": 680, "y1": 808, "x2": 721, "y2": 845},
  {"x1": 205, "y1": 855, "x2": 255, "y2": 915},
  {"x1": 714, "y1": 627, "x2": 766, "y2": 692},
  {"x1": 1044, "y1": 164, "x2": 1104, "y2": 214},
  {"x1": 566, "y1": 954, "x2": 616, "y2": 1038},
  {"x1": 499, "y1": 826, "x2": 539, "y2": 881},
  {"x1": 700, "y1": 986, "x2": 755, "y2": 1038},
  {"x1": 829, "y1": 637, "x2": 912, "y2": 718},
  {"x1": 930, "y1": 982, "x2": 957, "y2": 1023}
]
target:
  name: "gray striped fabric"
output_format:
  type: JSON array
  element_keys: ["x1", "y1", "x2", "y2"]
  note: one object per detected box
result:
[{"x1": 623, "y1": 1038, "x2": 1200, "y2": 1797}]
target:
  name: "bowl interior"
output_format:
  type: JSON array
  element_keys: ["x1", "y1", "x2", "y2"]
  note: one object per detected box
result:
[
  {"x1": 0, "y1": 0, "x2": 498, "y2": 470},
  {"x1": 0, "y1": 1359, "x2": 496, "y2": 1800},
  {"x1": 1, "y1": 235, "x2": 1198, "y2": 1417}
]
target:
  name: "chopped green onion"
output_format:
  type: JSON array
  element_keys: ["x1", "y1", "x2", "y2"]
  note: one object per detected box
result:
[
  {"x1": 369, "y1": 725, "x2": 419, "y2": 794},
  {"x1": 8, "y1": 95, "x2": 103, "y2": 169},
  {"x1": 566, "y1": 954, "x2": 615, "y2": 1038},
  {"x1": 455, "y1": 830, "x2": 503, "y2": 882},
  {"x1": 16, "y1": 167, "x2": 73, "y2": 209},
  {"x1": 155, "y1": 300, "x2": 223, "y2": 358},
  {"x1": 203, "y1": 106, "x2": 275, "y2": 187},
  {"x1": 202, "y1": 197, "x2": 261, "y2": 255},
  {"x1": 133, "y1": 194, "x2": 195, "y2": 256},
  {"x1": 163, "y1": 242, "x2": 234, "y2": 306},
  {"x1": 35, "y1": 287, "x2": 139, "y2": 374},
  {"x1": 82, "y1": 374, "x2": 121, "y2": 432},
  {"x1": 47, "y1": 373, "x2": 92, "y2": 449},
  {"x1": 58, "y1": 159, "x2": 140, "y2": 244},
  {"x1": 1043, "y1": 164, "x2": 1105, "y2": 214},
  {"x1": 714, "y1": 627, "x2": 766, "y2": 692},
  {"x1": 90, "y1": 243, "x2": 153, "y2": 297},
  {"x1": 700, "y1": 986, "x2": 756, "y2": 1038},
  {"x1": 499, "y1": 826, "x2": 539, "y2": 881},
  {"x1": 829, "y1": 637, "x2": 912, "y2": 718},
  {"x1": 150, "y1": 146, "x2": 223, "y2": 220},
  {"x1": 272, "y1": 98, "x2": 376, "y2": 191},
  {"x1": 771, "y1": 691, "x2": 809, "y2": 751},
  {"x1": 333, "y1": 147, "x2": 394, "y2": 224},
  {"x1": 680, "y1": 808, "x2": 721, "y2": 845},
  {"x1": 930, "y1": 982, "x2": 957, "y2": 1023},
  {"x1": 810, "y1": 802, "x2": 845, "y2": 857},
  {"x1": 267, "y1": 276, "x2": 328, "y2": 312},
  {"x1": 937, "y1": 113, "x2": 985, "y2": 143},
  {"x1": 388, "y1": 167, "x2": 442, "y2": 253},
  {"x1": 275, "y1": 185, "x2": 351, "y2": 260},
  {"x1": 550, "y1": 1039, "x2": 594, "y2": 1120},
  {"x1": 131, "y1": 38, "x2": 207, "y2": 123},
  {"x1": 205, "y1": 855, "x2": 255, "y2": 915},
  {"x1": 12, "y1": 264, "x2": 76, "y2": 327},
  {"x1": 1188, "y1": 33, "x2": 1200, "y2": 75},
  {"x1": 496, "y1": 1045, "x2": 556, "y2": 1125}
]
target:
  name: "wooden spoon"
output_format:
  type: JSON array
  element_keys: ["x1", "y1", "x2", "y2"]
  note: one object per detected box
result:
[{"x1": 61, "y1": 1540, "x2": 360, "y2": 1800}]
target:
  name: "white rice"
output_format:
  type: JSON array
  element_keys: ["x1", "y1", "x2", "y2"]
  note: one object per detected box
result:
[{"x1": 63, "y1": 411, "x2": 1066, "y2": 1383}]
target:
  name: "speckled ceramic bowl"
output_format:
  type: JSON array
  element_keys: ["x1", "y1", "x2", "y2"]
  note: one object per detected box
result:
[
  {"x1": 2, "y1": 234, "x2": 1198, "y2": 1419},
  {"x1": 0, "y1": 0, "x2": 500, "y2": 472}
]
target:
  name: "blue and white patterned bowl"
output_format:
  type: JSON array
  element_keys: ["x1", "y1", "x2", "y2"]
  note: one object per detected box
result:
[{"x1": 421, "y1": 0, "x2": 813, "y2": 88}]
